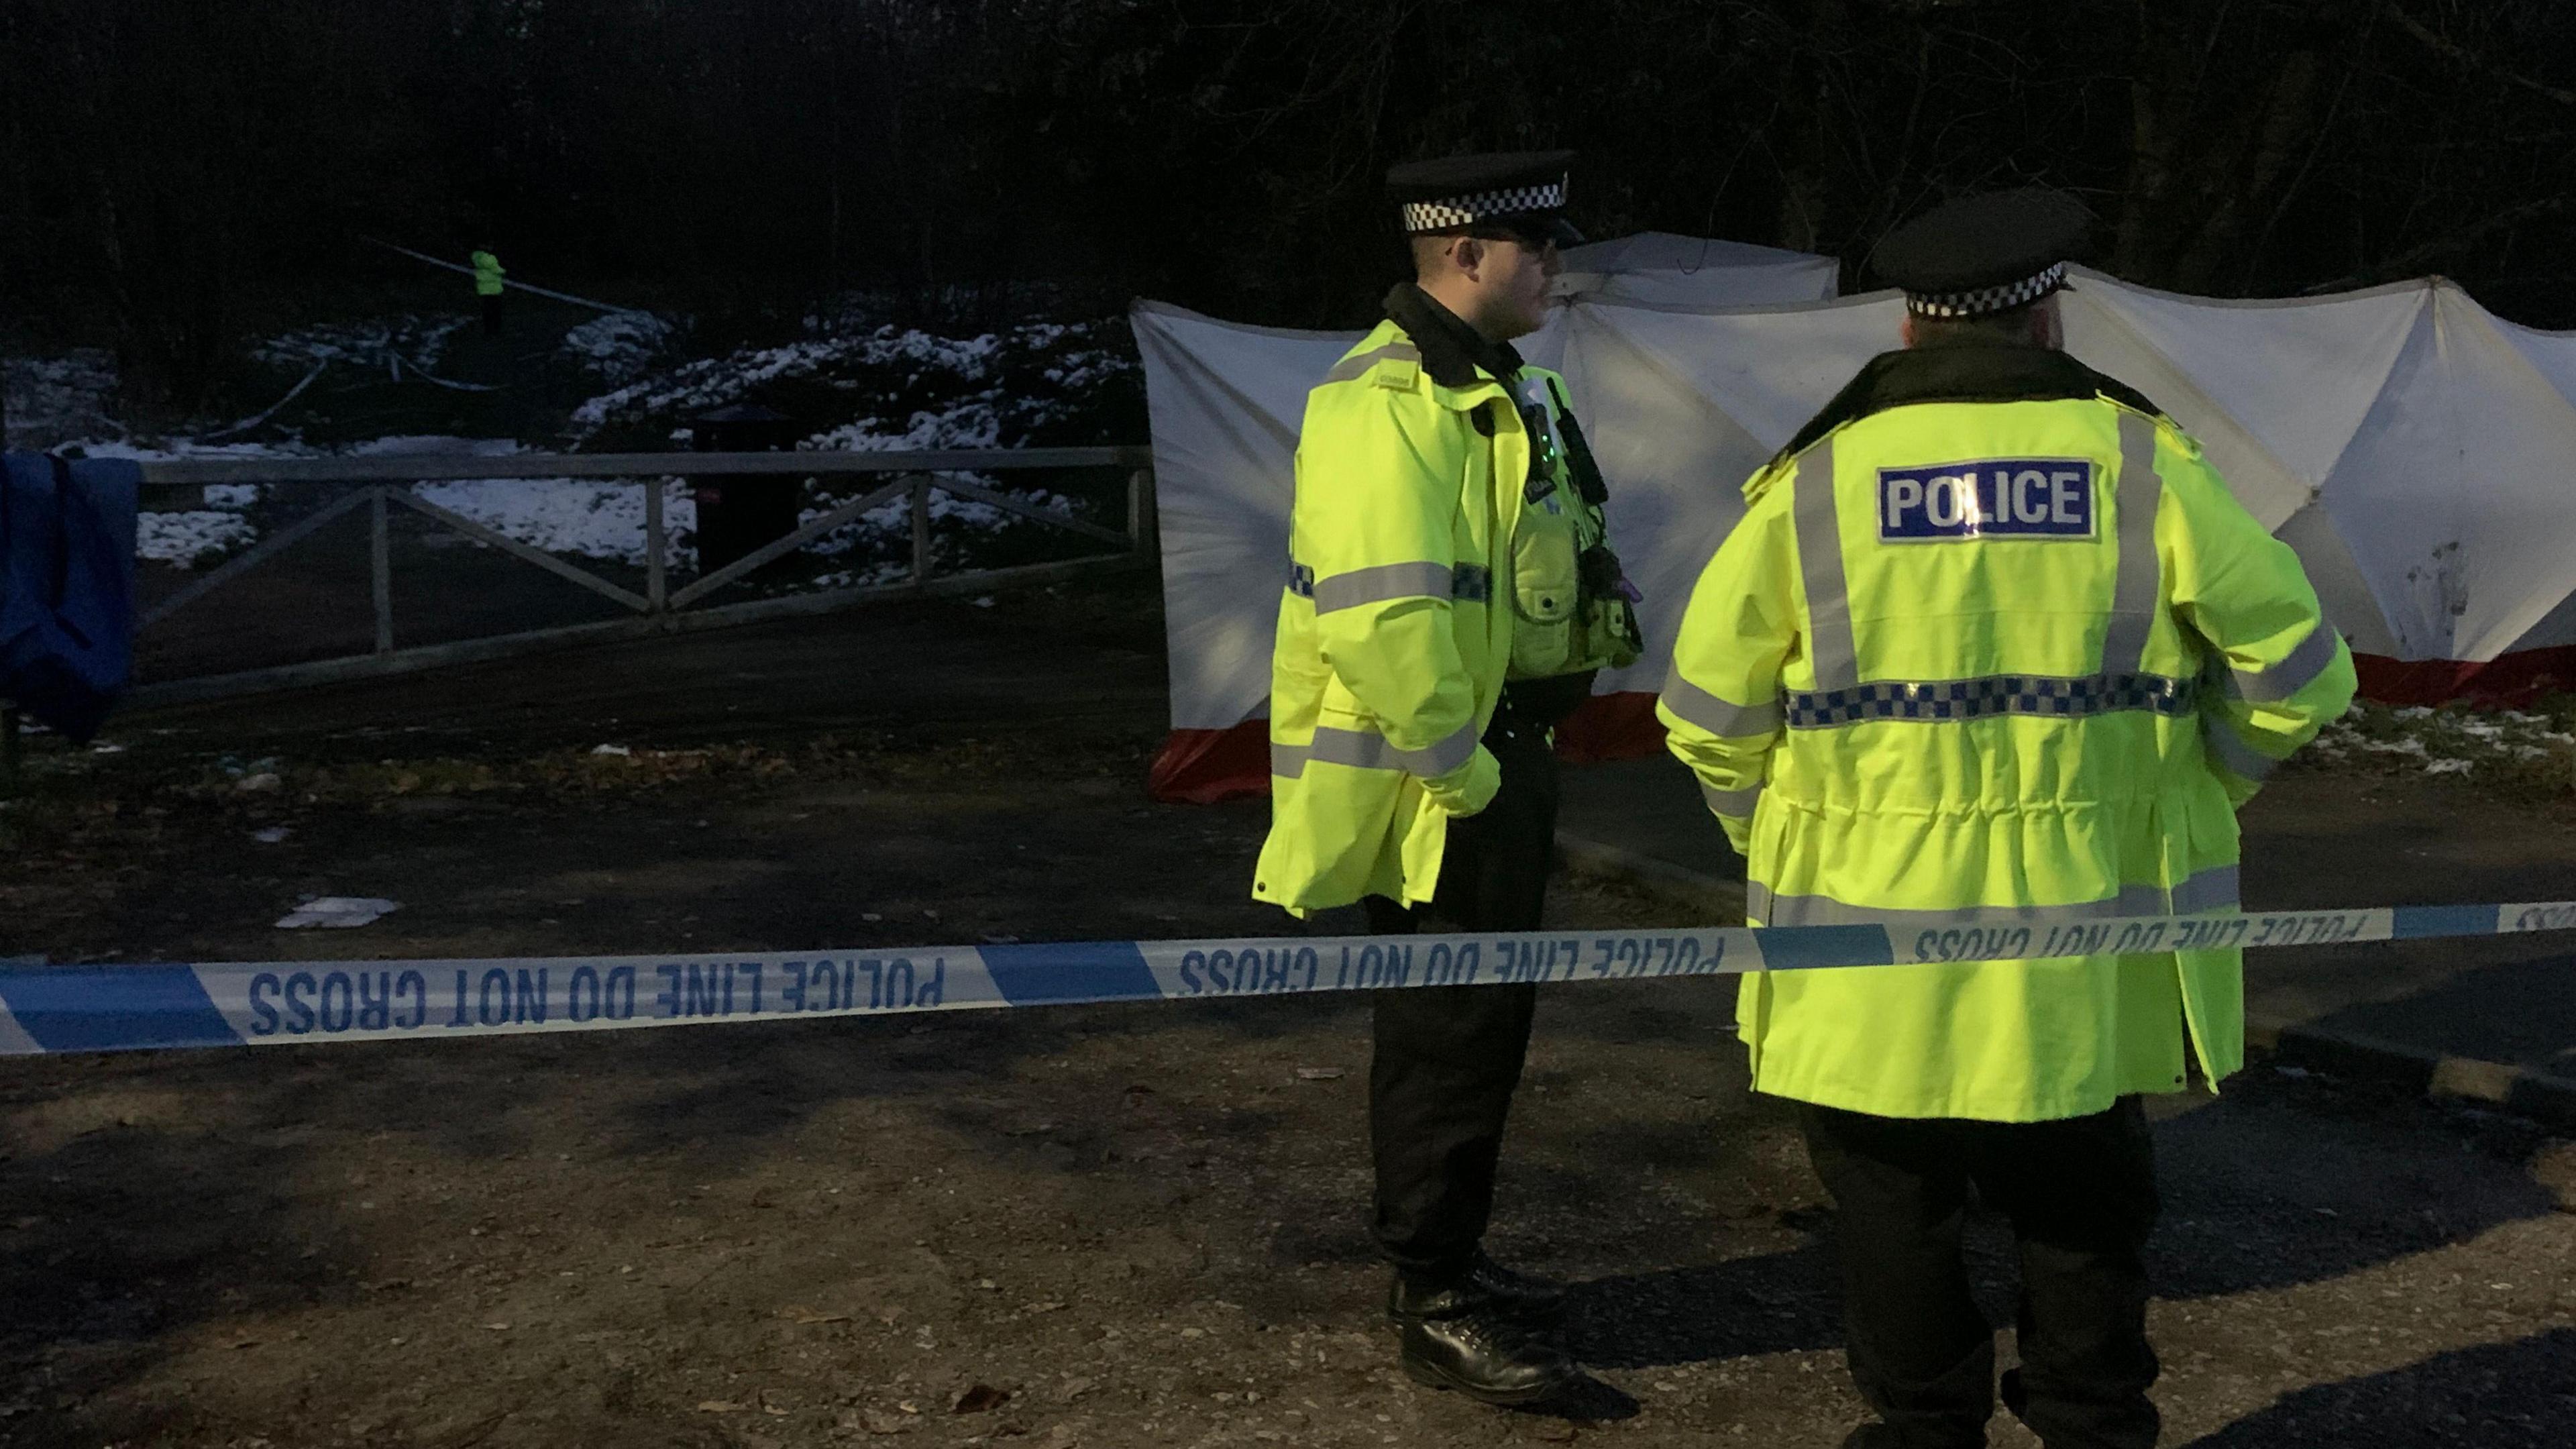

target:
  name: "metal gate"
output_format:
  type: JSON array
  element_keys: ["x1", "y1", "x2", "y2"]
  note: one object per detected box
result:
[{"x1": 126, "y1": 447, "x2": 1155, "y2": 707}]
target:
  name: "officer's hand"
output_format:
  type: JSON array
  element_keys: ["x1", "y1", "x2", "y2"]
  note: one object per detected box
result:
[{"x1": 1421, "y1": 744, "x2": 1502, "y2": 819}]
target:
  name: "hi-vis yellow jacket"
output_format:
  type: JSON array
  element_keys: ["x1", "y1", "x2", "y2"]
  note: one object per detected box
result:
[
  {"x1": 471, "y1": 251, "x2": 506, "y2": 297},
  {"x1": 1253, "y1": 317, "x2": 1572, "y2": 916},
  {"x1": 1660, "y1": 343, "x2": 2356, "y2": 1122}
]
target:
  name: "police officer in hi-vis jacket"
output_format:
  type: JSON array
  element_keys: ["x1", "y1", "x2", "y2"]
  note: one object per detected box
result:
[
  {"x1": 1252, "y1": 152, "x2": 1642, "y2": 1405},
  {"x1": 1660, "y1": 191, "x2": 2355, "y2": 1449}
]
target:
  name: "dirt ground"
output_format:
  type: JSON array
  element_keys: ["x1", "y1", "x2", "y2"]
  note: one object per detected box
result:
[{"x1": 5, "y1": 584, "x2": 2575, "y2": 1447}]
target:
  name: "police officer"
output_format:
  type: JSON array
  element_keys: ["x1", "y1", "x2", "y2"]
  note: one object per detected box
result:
[
  {"x1": 1658, "y1": 191, "x2": 2355, "y2": 1448},
  {"x1": 472, "y1": 246, "x2": 506, "y2": 335},
  {"x1": 1252, "y1": 152, "x2": 1642, "y2": 1405}
]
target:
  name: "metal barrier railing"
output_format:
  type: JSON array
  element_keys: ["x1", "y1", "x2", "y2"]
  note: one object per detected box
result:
[{"x1": 126, "y1": 447, "x2": 1157, "y2": 706}]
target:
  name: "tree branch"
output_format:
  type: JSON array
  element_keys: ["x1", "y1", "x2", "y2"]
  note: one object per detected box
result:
[{"x1": 2380, "y1": 0, "x2": 2576, "y2": 107}]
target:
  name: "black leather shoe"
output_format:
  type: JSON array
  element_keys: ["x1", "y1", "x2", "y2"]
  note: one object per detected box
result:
[
  {"x1": 1396, "y1": 1308, "x2": 1576, "y2": 1406},
  {"x1": 1388, "y1": 1252, "x2": 1568, "y2": 1325}
]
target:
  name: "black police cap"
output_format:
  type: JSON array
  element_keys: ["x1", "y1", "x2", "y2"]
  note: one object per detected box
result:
[
  {"x1": 1873, "y1": 189, "x2": 2094, "y2": 317},
  {"x1": 1385, "y1": 150, "x2": 1582, "y2": 246}
]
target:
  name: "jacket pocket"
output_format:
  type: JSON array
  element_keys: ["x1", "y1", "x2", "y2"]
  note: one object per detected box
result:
[{"x1": 1509, "y1": 500, "x2": 1582, "y2": 678}]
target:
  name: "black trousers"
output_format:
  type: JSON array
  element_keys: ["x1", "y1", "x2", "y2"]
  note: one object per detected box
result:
[
  {"x1": 481, "y1": 292, "x2": 506, "y2": 336},
  {"x1": 1800, "y1": 1099, "x2": 2162, "y2": 1449},
  {"x1": 1365, "y1": 709, "x2": 1559, "y2": 1279}
]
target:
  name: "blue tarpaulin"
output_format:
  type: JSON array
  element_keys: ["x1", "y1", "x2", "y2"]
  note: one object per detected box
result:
[{"x1": 0, "y1": 452, "x2": 140, "y2": 742}]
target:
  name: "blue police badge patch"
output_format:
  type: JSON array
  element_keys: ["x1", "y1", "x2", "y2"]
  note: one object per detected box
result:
[{"x1": 1878, "y1": 460, "x2": 2096, "y2": 541}]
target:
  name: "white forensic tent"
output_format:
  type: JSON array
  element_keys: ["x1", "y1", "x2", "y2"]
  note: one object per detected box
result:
[{"x1": 1137, "y1": 256, "x2": 2576, "y2": 802}]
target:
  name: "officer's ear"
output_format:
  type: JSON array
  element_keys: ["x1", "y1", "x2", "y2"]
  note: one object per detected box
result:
[{"x1": 1450, "y1": 235, "x2": 1489, "y2": 280}]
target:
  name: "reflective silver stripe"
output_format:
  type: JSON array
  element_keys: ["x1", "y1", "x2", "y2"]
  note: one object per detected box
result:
[
  {"x1": 1701, "y1": 780, "x2": 1764, "y2": 817},
  {"x1": 2102, "y1": 413, "x2": 2165, "y2": 677},
  {"x1": 2201, "y1": 716, "x2": 2280, "y2": 781},
  {"x1": 2232, "y1": 620, "x2": 2340, "y2": 703},
  {"x1": 1754, "y1": 882, "x2": 2178, "y2": 930},
  {"x1": 1322, "y1": 343, "x2": 1421, "y2": 384},
  {"x1": 1786, "y1": 672, "x2": 2196, "y2": 728},
  {"x1": 1307, "y1": 720, "x2": 1481, "y2": 778},
  {"x1": 1312, "y1": 561, "x2": 1453, "y2": 614},
  {"x1": 1793, "y1": 439, "x2": 1859, "y2": 692},
  {"x1": 1747, "y1": 869, "x2": 2244, "y2": 930},
  {"x1": 1289, "y1": 559, "x2": 1489, "y2": 606},
  {"x1": 1661, "y1": 669, "x2": 1784, "y2": 737},
  {"x1": 1270, "y1": 741, "x2": 1309, "y2": 780},
  {"x1": 2170, "y1": 864, "x2": 2241, "y2": 916}
]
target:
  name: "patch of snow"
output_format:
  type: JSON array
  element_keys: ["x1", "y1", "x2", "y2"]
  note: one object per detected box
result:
[
  {"x1": 2424, "y1": 757, "x2": 2474, "y2": 775},
  {"x1": 138, "y1": 511, "x2": 258, "y2": 566},
  {"x1": 203, "y1": 484, "x2": 262, "y2": 508},
  {"x1": 409, "y1": 477, "x2": 697, "y2": 567},
  {"x1": 558, "y1": 312, "x2": 676, "y2": 384},
  {"x1": 276, "y1": 896, "x2": 400, "y2": 929}
]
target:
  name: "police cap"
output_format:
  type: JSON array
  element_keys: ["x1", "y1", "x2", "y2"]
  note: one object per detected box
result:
[
  {"x1": 1873, "y1": 189, "x2": 2093, "y2": 318},
  {"x1": 1387, "y1": 150, "x2": 1583, "y2": 247}
]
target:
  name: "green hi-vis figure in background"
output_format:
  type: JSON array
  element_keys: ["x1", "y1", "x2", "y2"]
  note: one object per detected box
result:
[{"x1": 471, "y1": 247, "x2": 506, "y2": 335}]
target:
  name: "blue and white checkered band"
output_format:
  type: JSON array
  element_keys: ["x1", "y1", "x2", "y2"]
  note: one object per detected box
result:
[
  {"x1": 1401, "y1": 180, "x2": 1568, "y2": 233},
  {"x1": 1906, "y1": 262, "x2": 2068, "y2": 318}
]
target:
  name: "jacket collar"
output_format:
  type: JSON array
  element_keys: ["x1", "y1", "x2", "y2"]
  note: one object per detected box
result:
[
  {"x1": 1385, "y1": 282, "x2": 1525, "y2": 392},
  {"x1": 1774, "y1": 339, "x2": 2165, "y2": 467}
]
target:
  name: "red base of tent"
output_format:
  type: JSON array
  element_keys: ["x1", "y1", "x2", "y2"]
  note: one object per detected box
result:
[
  {"x1": 1150, "y1": 651, "x2": 2576, "y2": 804},
  {"x1": 2351, "y1": 647, "x2": 2576, "y2": 708}
]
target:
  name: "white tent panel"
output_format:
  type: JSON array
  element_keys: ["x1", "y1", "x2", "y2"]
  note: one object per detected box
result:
[
  {"x1": 2478, "y1": 310, "x2": 2576, "y2": 653},
  {"x1": 2059, "y1": 272, "x2": 2426, "y2": 531},
  {"x1": 1554, "y1": 232, "x2": 1840, "y2": 309},
  {"x1": 2270, "y1": 502, "x2": 2404, "y2": 657},
  {"x1": 2322, "y1": 289, "x2": 2576, "y2": 660},
  {"x1": 1132, "y1": 303, "x2": 1348, "y2": 731}
]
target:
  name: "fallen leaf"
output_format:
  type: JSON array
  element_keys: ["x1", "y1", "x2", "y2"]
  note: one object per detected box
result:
[
  {"x1": 779, "y1": 1305, "x2": 850, "y2": 1325},
  {"x1": 696, "y1": 1399, "x2": 748, "y2": 1413},
  {"x1": 1295, "y1": 1066, "x2": 1346, "y2": 1081},
  {"x1": 480, "y1": 1321, "x2": 511, "y2": 1332},
  {"x1": 953, "y1": 1384, "x2": 1010, "y2": 1414}
]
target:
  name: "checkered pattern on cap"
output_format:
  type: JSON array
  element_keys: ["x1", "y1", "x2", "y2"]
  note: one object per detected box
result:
[
  {"x1": 1904, "y1": 262, "x2": 2068, "y2": 319},
  {"x1": 1401, "y1": 180, "x2": 1567, "y2": 233},
  {"x1": 1785, "y1": 670, "x2": 2196, "y2": 729}
]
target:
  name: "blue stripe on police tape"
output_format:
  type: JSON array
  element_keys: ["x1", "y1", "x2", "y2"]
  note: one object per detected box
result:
[
  {"x1": 2391, "y1": 904, "x2": 2502, "y2": 940},
  {"x1": 1754, "y1": 924, "x2": 1894, "y2": 972},
  {"x1": 980, "y1": 941, "x2": 1158, "y2": 1006},
  {"x1": 1, "y1": 964, "x2": 240, "y2": 1053}
]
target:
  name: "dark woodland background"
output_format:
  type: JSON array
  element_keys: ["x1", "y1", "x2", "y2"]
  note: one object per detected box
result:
[{"x1": 3, "y1": 0, "x2": 2572, "y2": 405}]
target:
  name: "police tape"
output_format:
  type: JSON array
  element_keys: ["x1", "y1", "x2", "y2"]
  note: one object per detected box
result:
[{"x1": 5, "y1": 900, "x2": 2575, "y2": 1058}]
